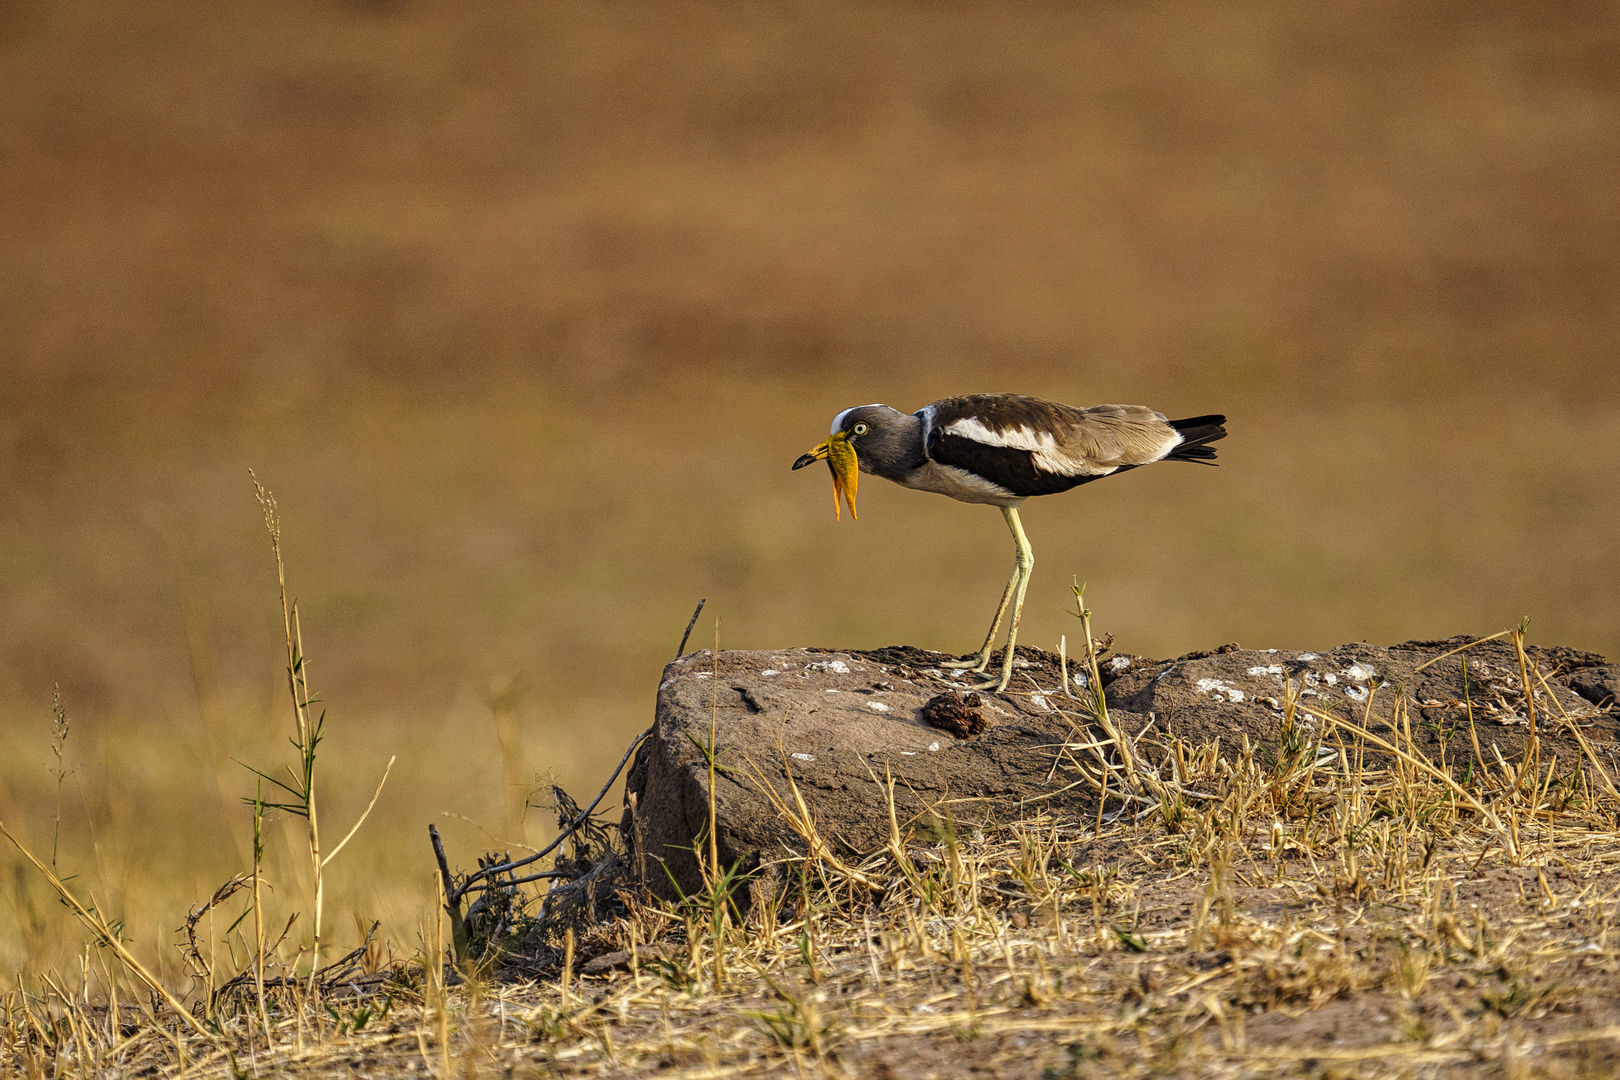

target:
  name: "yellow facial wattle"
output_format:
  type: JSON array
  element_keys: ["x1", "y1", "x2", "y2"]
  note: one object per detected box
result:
[{"x1": 826, "y1": 434, "x2": 858, "y2": 521}]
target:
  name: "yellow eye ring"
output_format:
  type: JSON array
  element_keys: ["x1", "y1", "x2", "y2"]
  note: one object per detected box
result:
[{"x1": 852, "y1": 422, "x2": 869, "y2": 436}]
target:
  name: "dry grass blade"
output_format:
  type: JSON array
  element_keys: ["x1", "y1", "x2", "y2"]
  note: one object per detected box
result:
[
  {"x1": 0, "y1": 820, "x2": 217, "y2": 1042},
  {"x1": 322, "y1": 755, "x2": 397, "y2": 867},
  {"x1": 1295, "y1": 700, "x2": 1520, "y2": 862},
  {"x1": 1412, "y1": 629, "x2": 1513, "y2": 672},
  {"x1": 743, "y1": 753, "x2": 883, "y2": 892},
  {"x1": 1532, "y1": 664, "x2": 1620, "y2": 805}
]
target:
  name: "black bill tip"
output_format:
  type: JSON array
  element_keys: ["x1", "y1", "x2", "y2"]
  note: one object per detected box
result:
[{"x1": 792, "y1": 452, "x2": 818, "y2": 470}]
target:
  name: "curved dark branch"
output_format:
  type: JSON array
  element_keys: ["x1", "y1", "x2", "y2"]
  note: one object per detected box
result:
[
  {"x1": 447, "y1": 725, "x2": 651, "y2": 904},
  {"x1": 676, "y1": 598, "x2": 706, "y2": 659}
]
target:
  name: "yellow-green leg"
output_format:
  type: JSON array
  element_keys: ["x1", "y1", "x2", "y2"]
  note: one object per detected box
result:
[
  {"x1": 975, "y1": 506, "x2": 1034, "y2": 692},
  {"x1": 942, "y1": 506, "x2": 1034, "y2": 693}
]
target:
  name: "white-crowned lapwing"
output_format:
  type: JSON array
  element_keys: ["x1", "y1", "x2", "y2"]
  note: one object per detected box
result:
[{"x1": 793, "y1": 394, "x2": 1227, "y2": 692}]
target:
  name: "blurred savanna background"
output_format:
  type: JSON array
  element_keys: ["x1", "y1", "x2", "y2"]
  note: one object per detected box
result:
[{"x1": 1, "y1": 0, "x2": 1617, "y2": 980}]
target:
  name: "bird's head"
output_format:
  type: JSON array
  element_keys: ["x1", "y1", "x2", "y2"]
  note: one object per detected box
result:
[{"x1": 792, "y1": 404, "x2": 908, "y2": 521}]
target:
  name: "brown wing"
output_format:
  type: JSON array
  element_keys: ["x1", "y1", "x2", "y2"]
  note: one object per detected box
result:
[{"x1": 923, "y1": 395, "x2": 1216, "y2": 499}]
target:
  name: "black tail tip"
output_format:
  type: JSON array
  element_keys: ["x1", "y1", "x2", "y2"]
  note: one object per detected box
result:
[
  {"x1": 1170, "y1": 413, "x2": 1226, "y2": 432},
  {"x1": 1168, "y1": 414, "x2": 1227, "y2": 463}
]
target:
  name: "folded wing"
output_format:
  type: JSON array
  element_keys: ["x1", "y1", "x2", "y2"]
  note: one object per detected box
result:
[{"x1": 924, "y1": 394, "x2": 1222, "y2": 499}]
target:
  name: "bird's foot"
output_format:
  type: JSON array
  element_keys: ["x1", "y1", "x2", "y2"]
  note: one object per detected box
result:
[
  {"x1": 966, "y1": 647, "x2": 1017, "y2": 694},
  {"x1": 967, "y1": 670, "x2": 1012, "y2": 694},
  {"x1": 939, "y1": 654, "x2": 991, "y2": 672}
]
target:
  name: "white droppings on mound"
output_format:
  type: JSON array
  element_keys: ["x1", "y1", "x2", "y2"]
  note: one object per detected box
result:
[
  {"x1": 1345, "y1": 661, "x2": 1377, "y2": 682},
  {"x1": 1195, "y1": 677, "x2": 1246, "y2": 703}
]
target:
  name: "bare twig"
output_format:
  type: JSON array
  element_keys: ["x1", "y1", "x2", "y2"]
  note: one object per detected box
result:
[
  {"x1": 427, "y1": 824, "x2": 470, "y2": 967},
  {"x1": 676, "y1": 599, "x2": 707, "y2": 659}
]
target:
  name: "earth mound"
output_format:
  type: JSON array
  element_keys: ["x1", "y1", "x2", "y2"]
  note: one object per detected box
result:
[{"x1": 624, "y1": 638, "x2": 1614, "y2": 898}]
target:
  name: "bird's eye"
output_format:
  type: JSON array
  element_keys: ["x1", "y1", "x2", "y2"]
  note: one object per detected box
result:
[{"x1": 852, "y1": 422, "x2": 869, "y2": 436}]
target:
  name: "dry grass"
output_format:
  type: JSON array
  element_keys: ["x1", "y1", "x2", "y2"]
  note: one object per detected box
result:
[{"x1": 5, "y1": 622, "x2": 1620, "y2": 1077}]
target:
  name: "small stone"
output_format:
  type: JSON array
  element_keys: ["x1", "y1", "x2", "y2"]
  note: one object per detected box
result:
[
  {"x1": 580, "y1": 950, "x2": 629, "y2": 976},
  {"x1": 1568, "y1": 665, "x2": 1618, "y2": 708},
  {"x1": 580, "y1": 944, "x2": 666, "y2": 976}
]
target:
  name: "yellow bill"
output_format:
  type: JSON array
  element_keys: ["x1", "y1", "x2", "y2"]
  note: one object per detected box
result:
[{"x1": 792, "y1": 432, "x2": 859, "y2": 520}]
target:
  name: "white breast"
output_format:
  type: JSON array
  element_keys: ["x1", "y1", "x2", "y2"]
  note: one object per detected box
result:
[{"x1": 896, "y1": 460, "x2": 1019, "y2": 506}]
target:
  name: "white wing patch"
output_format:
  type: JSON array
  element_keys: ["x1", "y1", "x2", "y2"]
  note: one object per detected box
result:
[
  {"x1": 944, "y1": 414, "x2": 1185, "y2": 476},
  {"x1": 944, "y1": 417, "x2": 1053, "y2": 452},
  {"x1": 943, "y1": 417, "x2": 1112, "y2": 477}
]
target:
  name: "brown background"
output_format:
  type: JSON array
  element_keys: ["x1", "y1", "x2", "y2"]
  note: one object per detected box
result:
[{"x1": 2, "y1": 0, "x2": 1616, "y2": 974}]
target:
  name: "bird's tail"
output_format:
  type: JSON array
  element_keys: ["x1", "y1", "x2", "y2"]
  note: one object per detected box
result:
[{"x1": 1166, "y1": 414, "x2": 1227, "y2": 464}]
